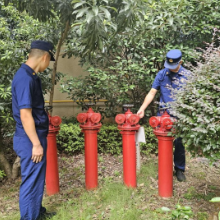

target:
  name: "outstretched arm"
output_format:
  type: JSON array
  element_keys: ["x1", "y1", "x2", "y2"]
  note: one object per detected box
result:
[{"x1": 137, "y1": 88, "x2": 158, "y2": 118}]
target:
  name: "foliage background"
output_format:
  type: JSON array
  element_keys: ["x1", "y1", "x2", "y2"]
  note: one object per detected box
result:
[{"x1": 61, "y1": 0, "x2": 220, "y2": 121}]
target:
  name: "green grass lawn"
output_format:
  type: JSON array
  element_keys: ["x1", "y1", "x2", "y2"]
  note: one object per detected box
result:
[{"x1": 1, "y1": 154, "x2": 219, "y2": 220}]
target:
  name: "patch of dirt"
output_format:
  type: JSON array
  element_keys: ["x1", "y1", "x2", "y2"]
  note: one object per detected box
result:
[{"x1": 0, "y1": 152, "x2": 220, "y2": 219}]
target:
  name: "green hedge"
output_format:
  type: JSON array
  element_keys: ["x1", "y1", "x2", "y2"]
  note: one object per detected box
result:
[{"x1": 57, "y1": 123, "x2": 157, "y2": 155}]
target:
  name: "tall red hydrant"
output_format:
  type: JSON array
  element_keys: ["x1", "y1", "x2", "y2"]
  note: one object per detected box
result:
[
  {"x1": 46, "y1": 112, "x2": 62, "y2": 196},
  {"x1": 115, "y1": 104, "x2": 140, "y2": 188},
  {"x1": 149, "y1": 111, "x2": 176, "y2": 197},
  {"x1": 77, "y1": 106, "x2": 102, "y2": 190}
]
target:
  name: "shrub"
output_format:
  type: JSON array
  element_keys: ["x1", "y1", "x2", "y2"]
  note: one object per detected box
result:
[
  {"x1": 140, "y1": 125, "x2": 158, "y2": 155},
  {"x1": 98, "y1": 124, "x2": 122, "y2": 155},
  {"x1": 57, "y1": 123, "x2": 84, "y2": 154},
  {"x1": 57, "y1": 123, "x2": 158, "y2": 155},
  {"x1": 170, "y1": 32, "x2": 220, "y2": 161}
]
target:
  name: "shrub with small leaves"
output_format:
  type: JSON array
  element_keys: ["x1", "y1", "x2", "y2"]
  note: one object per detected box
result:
[
  {"x1": 140, "y1": 125, "x2": 158, "y2": 156},
  {"x1": 57, "y1": 123, "x2": 158, "y2": 155},
  {"x1": 170, "y1": 31, "x2": 220, "y2": 161},
  {"x1": 57, "y1": 123, "x2": 84, "y2": 154}
]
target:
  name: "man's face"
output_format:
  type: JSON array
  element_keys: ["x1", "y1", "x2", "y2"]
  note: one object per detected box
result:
[{"x1": 169, "y1": 61, "x2": 182, "y2": 73}]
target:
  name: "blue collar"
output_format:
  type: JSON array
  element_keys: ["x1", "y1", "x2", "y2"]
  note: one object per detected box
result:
[{"x1": 20, "y1": 63, "x2": 38, "y2": 79}]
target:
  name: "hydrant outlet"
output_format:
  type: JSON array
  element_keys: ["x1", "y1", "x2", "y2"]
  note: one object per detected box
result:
[
  {"x1": 77, "y1": 113, "x2": 87, "y2": 124},
  {"x1": 149, "y1": 116, "x2": 160, "y2": 127},
  {"x1": 161, "y1": 118, "x2": 174, "y2": 130},
  {"x1": 90, "y1": 113, "x2": 102, "y2": 124},
  {"x1": 115, "y1": 114, "x2": 126, "y2": 125},
  {"x1": 128, "y1": 115, "x2": 140, "y2": 125},
  {"x1": 51, "y1": 116, "x2": 62, "y2": 127}
]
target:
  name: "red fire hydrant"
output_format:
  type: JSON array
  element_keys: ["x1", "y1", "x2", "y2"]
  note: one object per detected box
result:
[
  {"x1": 149, "y1": 111, "x2": 176, "y2": 198},
  {"x1": 46, "y1": 113, "x2": 62, "y2": 196},
  {"x1": 115, "y1": 104, "x2": 140, "y2": 188},
  {"x1": 77, "y1": 106, "x2": 102, "y2": 190}
]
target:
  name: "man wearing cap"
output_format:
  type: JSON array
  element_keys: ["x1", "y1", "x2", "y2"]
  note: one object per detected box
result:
[
  {"x1": 12, "y1": 40, "x2": 56, "y2": 219},
  {"x1": 137, "y1": 49, "x2": 189, "y2": 182}
]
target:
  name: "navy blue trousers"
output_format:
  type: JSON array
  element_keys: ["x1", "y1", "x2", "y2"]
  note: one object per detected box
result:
[
  {"x1": 174, "y1": 137, "x2": 185, "y2": 171},
  {"x1": 13, "y1": 133, "x2": 47, "y2": 220}
]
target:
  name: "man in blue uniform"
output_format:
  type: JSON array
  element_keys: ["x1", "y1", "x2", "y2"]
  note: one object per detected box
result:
[
  {"x1": 137, "y1": 49, "x2": 189, "y2": 182},
  {"x1": 12, "y1": 40, "x2": 56, "y2": 220}
]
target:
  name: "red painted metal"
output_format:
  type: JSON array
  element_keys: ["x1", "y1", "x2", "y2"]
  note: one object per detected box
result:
[
  {"x1": 46, "y1": 114, "x2": 62, "y2": 196},
  {"x1": 149, "y1": 111, "x2": 176, "y2": 198},
  {"x1": 77, "y1": 107, "x2": 102, "y2": 190},
  {"x1": 115, "y1": 108, "x2": 140, "y2": 188}
]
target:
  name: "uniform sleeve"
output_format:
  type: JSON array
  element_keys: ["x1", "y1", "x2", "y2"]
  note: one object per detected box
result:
[
  {"x1": 152, "y1": 72, "x2": 162, "y2": 90},
  {"x1": 14, "y1": 76, "x2": 34, "y2": 109}
]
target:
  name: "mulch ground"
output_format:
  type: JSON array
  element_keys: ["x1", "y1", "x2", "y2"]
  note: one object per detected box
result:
[{"x1": 0, "y1": 153, "x2": 220, "y2": 220}]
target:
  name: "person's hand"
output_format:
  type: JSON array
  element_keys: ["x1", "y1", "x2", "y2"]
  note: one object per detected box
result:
[
  {"x1": 32, "y1": 144, "x2": 44, "y2": 163},
  {"x1": 137, "y1": 109, "x2": 145, "y2": 118}
]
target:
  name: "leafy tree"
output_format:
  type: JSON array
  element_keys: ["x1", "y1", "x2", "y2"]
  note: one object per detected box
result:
[
  {"x1": 5, "y1": 0, "x2": 145, "y2": 113},
  {"x1": 170, "y1": 31, "x2": 220, "y2": 161},
  {"x1": 0, "y1": 4, "x2": 60, "y2": 179},
  {"x1": 61, "y1": 0, "x2": 220, "y2": 120}
]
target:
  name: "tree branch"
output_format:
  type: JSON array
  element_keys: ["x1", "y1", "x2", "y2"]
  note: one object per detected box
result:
[{"x1": 49, "y1": 20, "x2": 71, "y2": 115}]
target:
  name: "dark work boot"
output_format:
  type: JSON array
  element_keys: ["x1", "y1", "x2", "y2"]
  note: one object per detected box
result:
[
  {"x1": 175, "y1": 169, "x2": 186, "y2": 182},
  {"x1": 38, "y1": 211, "x2": 56, "y2": 220}
]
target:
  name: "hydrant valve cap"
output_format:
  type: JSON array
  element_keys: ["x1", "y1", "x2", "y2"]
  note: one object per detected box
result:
[
  {"x1": 149, "y1": 117, "x2": 160, "y2": 127},
  {"x1": 90, "y1": 113, "x2": 102, "y2": 124},
  {"x1": 162, "y1": 118, "x2": 173, "y2": 130},
  {"x1": 128, "y1": 115, "x2": 140, "y2": 125},
  {"x1": 77, "y1": 113, "x2": 87, "y2": 124},
  {"x1": 115, "y1": 114, "x2": 126, "y2": 124},
  {"x1": 51, "y1": 116, "x2": 62, "y2": 126}
]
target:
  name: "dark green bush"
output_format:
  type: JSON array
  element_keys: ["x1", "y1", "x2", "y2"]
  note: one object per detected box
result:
[
  {"x1": 140, "y1": 125, "x2": 158, "y2": 155},
  {"x1": 57, "y1": 123, "x2": 84, "y2": 154},
  {"x1": 57, "y1": 123, "x2": 157, "y2": 155},
  {"x1": 61, "y1": 116, "x2": 78, "y2": 124},
  {"x1": 97, "y1": 124, "x2": 122, "y2": 155}
]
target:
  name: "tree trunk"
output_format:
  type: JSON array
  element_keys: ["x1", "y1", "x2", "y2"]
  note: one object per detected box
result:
[
  {"x1": 49, "y1": 20, "x2": 70, "y2": 115},
  {"x1": 0, "y1": 132, "x2": 12, "y2": 179},
  {"x1": 11, "y1": 156, "x2": 20, "y2": 179}
]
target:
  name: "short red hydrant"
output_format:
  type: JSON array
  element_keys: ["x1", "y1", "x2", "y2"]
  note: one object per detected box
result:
[
  {"x1": 46, "y1": 113, "x2": 62, "y2": 196},
  {"x1": 149, "y1": 111, "x2": 176, "y2": 198},
  {"x1": 77, "y1": 107, "x2": 102, "y2": 190},
  {"x1": 115, "y1": 104, "x2": 140, "y2": 188}
]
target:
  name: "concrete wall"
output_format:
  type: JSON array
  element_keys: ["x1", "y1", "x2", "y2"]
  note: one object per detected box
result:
[{"x1": 44, "y1": 55, "x2": 88, "y2": 118}]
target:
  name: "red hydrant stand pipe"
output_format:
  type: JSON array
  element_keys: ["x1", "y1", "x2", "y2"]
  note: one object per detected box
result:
[
  {"x1": 149, "y1": 111, "x2": 176, "y2": 198},
  {"x1": 83, "y1": 129, "x2": 99, "y2": 190},
  {"x1": 121, "y1": 130, "x2": 137, "y2": 188},
  {"x1": 156, "y1": 134, "x2": 174, "y2": 198},
  {"x1": 46, "y1": 130, "x2": 60, "y2": 196},
  {"x1": 77, "y1": 108, "x2": 102, "y2": 190},
  {"x1": 115, "y1": 109, "x2": 140, "y2": 188},
  {"x1": 46, "y1": 115, "x2": 62, "y2": 196}
]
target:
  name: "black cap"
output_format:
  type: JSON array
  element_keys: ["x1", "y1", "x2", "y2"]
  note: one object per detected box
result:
[
  {"x1": 31, "y1": 40, "x2": 55, "y2": 61},
  {"x1": 164, "y1": 49, "x2": 182, "y2": 69}
]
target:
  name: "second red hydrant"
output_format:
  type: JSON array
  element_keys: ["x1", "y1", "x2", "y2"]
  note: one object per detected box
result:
[
  {"x1": 149, "y1": 110, "x2": 176, "y2": 198},
  {"x1": 115, "y1": 104, "x2": 140, "y2": 188},
  {"x1": 46, "y1": 112, "x2": 62, "y2": 196},
  {"x1": 77, "y1": 106, "x2": 102, "y2": 190}
]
